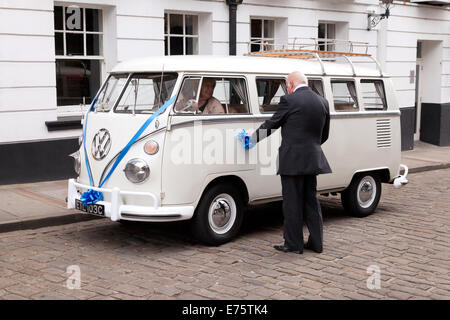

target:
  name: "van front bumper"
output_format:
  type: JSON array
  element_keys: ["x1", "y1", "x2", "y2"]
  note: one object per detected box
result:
[{"x1": 67, "y1": 179, "x2": 195, "y2": 222}]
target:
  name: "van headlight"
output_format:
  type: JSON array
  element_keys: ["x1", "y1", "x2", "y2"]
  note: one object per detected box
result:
[
  {"x1": 124, "y1": 159, "x2": 150, "y2": 183},
  {"x1": 69, "y1": 151, "x2": 81, "y2": 175}
]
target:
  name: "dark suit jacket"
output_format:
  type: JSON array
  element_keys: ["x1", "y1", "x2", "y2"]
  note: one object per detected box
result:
[{"x1": 253, "y1": 86, "x2": 332, "y2": 176}]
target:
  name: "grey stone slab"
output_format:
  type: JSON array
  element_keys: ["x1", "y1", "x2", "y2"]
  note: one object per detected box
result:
[{"x1": 0, "y1": 190, "x2": 69, "y2": 218}]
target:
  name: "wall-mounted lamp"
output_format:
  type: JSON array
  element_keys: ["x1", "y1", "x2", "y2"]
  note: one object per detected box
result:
[{"x1": 367, "y1": 0, "x2": 393, "y2": 30}]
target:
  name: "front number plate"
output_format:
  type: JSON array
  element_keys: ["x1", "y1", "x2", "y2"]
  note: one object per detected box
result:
[{"x1": 75, "y1": 199, "x2": 105, "y2": 216}]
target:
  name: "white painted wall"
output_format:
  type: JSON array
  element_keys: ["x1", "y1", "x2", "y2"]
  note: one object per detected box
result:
[{"x1": 0, "y1": 0, "x2": 449, "y2": 144}]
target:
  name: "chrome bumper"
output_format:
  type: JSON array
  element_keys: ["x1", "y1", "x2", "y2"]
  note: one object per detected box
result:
[
  {"x1": 393, "y1": 164, "x2": 408, "y2": 188},
  {"x1": 67, "y1": 179, "x2": 195, "y2": 222}
]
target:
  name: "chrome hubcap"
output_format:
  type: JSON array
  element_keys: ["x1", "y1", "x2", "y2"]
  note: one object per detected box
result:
[
  {"x1": 357, "y1": 176, "x2": 376, "y2": 208},
  {"x1": 208, "y1": 194, "x2": 236, "y2": 235}
]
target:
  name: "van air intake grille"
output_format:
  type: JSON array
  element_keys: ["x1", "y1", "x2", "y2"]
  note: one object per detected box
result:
[{"x1": 376, "y1": 119, "x2": 391, "y2": 148}]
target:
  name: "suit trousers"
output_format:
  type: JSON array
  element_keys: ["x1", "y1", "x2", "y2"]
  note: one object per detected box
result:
[{"x1": 280, "y1": 175, "x2": 323, "y2": 251}]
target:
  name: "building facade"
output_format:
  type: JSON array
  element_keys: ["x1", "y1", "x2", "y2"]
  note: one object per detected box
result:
[{"x1": 1, "y1": 0, "x2": 449, "y2": 184}]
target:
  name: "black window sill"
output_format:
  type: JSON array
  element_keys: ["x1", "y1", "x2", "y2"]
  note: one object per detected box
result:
[{"x1": 45, "y1": 119, "x2": 82, "y2": 132}]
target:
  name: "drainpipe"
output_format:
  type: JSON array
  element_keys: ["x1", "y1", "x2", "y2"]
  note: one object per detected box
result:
[{"x1": 226, "y1": 0, "x2": 243, "y2": 56}]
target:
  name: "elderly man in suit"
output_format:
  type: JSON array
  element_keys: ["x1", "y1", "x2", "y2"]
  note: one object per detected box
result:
[{"x1": 252, "y1": 71, "x2": 332, "y2": 254}]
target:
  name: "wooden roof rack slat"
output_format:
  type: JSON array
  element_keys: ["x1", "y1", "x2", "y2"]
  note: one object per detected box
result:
[{"x1": 245, "y1": 38, "x2": 383, "y2": 77}]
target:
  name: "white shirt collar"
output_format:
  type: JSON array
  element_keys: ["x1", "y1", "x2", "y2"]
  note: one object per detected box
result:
[{"x1": 293, "y1": 84, "x2": 308, "y2": 92}]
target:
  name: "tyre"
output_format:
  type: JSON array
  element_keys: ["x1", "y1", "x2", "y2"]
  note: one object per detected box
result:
[
  {"x1": 191, "y1": 183, "x2": 244, "y2": 246},
  {"x1": 341, "y1": 173, "x2": 382, "y2": 217}
]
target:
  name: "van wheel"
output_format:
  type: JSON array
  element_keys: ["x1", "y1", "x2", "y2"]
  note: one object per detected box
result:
[
  {"x1": 341, "y1": 173, "x2": 381, "y2": 217},
  {"x1": 191, "y1": 184, "x2": 244, "y2": 246}
]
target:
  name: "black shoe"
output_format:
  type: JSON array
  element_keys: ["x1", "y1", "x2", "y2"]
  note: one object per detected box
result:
[
  {"x1": 273, "y1": 245, "x2": 303, "y2": 254},
  {"x1": 304, "y1": 242, "x2": 323, "y2": 253}
]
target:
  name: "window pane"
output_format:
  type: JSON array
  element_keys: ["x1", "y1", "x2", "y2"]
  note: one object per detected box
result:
[
  {"x1": 54, "y1": 6, "x2": 64, "y2": 30},
  {"x1": 327, "y1": 23, "x2": 336, "y2": 39},
  {"x1": 264, "y1": 20, "x2": 274, "y2": 38},
  {"x1": 199, "y1": 77, "x2": 226, "y2": 114},
  {"x1": 165, "y1": 36, "x2": 168, "y2": 55},
  {"x1": 361, "y1": 80, "x2": 386, "y2": 110},
  {"x1": 87, "y1": 34, "x2": 102, "y2": 56},
  {"x1": 86, "y1": 9, "x2": 102, "y2": 32},
  {"x1": 309, "y1": 80, "x2": 324, "y2": 97},
  {"x1": 331, "y1": 81, "x2": 359, "y2": 111},
  {"x1": 164, "y1": 13, "x2": 168, "y2": 34},
  {"x1": 55, "y1": 32, "x2": 64, "y2": 55},
  {"x1": 251, "y1": 19, "x2": 262, "y2": 38},
  {"x1": 66, "y1": 33, "x2": 84, "y2": 55},
  {"x1": 318, "y1": 23, "x2": 326, "y2": 39},
  {"x1": 175, "y1": 77, "x2": 201, "y2": 112},
  {"x1": 318, "y1": 23, "x2": 326, "y2": 51},
  {"x1": 169, "y1": 14, "x2": 183, "y2": 34},
  {"x1": 116, "y1": 73, "x2": 178, "y2": 114},
  {"x1": 250, "y1": 39, "x2": 261, "y2": 52},
  {"x1": 262, "y1": 39, "x2": 274, "y2": 51},
  {"x1": 56, "y1": 59, "x2": 101, "y2": 106},
  {"x1": 169, "y1": 37, "x2": 184, "y2": 55},
  {"x1": 256, "y1": 78, "x2": 287, "y2": 113},
  {"x1": 228, "y1": 78, "x2": 249, "y2": 114},
  {"x1": 96, "y1": 74, "x2": 129, "y2": 112},
  {"x1": 185, "y1": 37, "x2": 198, "y2": 55},
  {"x1": 185, "y1": 15, "x2": 198, "y2": 35},
  {"x1": 65, "y1": 6, "x2": 84, "y2": 31}
]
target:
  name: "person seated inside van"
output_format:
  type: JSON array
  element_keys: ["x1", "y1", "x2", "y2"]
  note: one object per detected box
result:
[
  {"x1": 197, "y1": 78, "x2": 225, "y2": 114},
  {"x1": 176, "y1": 78, "x2": 225, "y2": 114}
]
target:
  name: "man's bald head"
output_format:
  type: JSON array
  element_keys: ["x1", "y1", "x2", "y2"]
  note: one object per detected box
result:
[{"x1": 286, "y1": 71, "x2": 308, "y2": 94}]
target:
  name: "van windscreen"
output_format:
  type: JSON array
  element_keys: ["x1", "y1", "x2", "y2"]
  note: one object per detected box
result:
[
  {"x1": 114, "y1": 73, "x2": 178, "y2": 114},
  {"x1": 95, "y1": 74, "x2": 129, "y2": 112}
]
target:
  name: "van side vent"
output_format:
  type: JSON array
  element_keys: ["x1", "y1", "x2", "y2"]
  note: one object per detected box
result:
[{"x1": 376, "y1": 119, "x2": 391, "y2": 148}]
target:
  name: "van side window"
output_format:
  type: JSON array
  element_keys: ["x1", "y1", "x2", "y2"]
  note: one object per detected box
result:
[
  {"x1": 361, "y1": 80, "x2": 387, "y2": 110},
  {"x1": 256, "y1": 78, "x2": 287, "y2": 113},
  {"x1": 331, "y1": 80, "x2": 359, "y2": 112},
  {"x1": 175, "y1": 77, "x2": 249, "y2": 115},
  {"x1": 308, "y1": 79, "x2": 324, "y2": 97}
]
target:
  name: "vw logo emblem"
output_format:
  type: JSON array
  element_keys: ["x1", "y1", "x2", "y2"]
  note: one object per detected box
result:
[{"x1": 92, "y1": 129, "x2": 111, "y2": 160}]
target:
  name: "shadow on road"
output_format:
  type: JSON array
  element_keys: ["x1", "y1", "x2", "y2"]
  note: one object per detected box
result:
[{"x1": 84, "y1": 196, "x2": 352, "y2": 249}]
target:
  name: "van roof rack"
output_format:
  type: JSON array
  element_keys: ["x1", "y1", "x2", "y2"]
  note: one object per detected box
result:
[{"x1": 245, "y1": 38, "x2": 384, "y2": 77}]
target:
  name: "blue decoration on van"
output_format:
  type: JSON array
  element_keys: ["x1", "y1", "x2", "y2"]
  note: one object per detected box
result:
[
  {"x1": 80, "y1": 189, "x2": 104, "y2": 206},
  {"x1": 238, "y1": 129, "x2": 256, "y2": 150}
]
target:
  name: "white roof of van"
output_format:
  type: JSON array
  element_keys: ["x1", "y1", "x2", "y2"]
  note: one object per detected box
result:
[{"x1": 112, "y1": 55, "x2": 386, "y2": 77}]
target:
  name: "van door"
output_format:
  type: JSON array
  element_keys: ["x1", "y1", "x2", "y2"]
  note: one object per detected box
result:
[{"x1": 161, "y1": 75, "x2": 256, "y2": 206}]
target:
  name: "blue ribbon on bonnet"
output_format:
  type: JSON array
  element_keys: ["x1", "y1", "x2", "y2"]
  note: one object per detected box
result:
[{"x1": 80, "y1": 95, "x2": 176, "y2": 206}]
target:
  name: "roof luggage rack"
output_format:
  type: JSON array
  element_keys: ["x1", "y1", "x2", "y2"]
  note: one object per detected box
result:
[{"x1": 245, "y1": 38, "x2": 384, "y2": 77}]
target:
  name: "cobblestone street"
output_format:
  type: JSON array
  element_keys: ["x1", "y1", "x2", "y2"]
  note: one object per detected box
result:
[{"x1": 0, "y1": 169, "x2": 449, "y2": 300}]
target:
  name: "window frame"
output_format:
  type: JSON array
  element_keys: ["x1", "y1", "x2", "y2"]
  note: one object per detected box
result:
[
  {"x1": 55, "y1": 6, "x2": 104, "y2": 59},
  {"x1": 255, "y1": 76, "x2": 287, "y2": 114},
  {"x1": 164, "y1": 13, "x2": 199, "y2": 56},
  {"x1": 54, "y1": 5, "x2": 104, "y2": 112},
  {"x1": 173, "y1": 74, "x2": 251, "y2": 116},
  {"x1": 360, "y1": 79, "x2": 388, "y2": 111},
  {"x1": 330, "y1": 78, "x2": 360, "y2": 112},
  {"x1": 250, "y1": 18, "x2": 275, "y2": 52},
  {"x1": 318, "y1": 22, "x2": 336, "y2": 52}
]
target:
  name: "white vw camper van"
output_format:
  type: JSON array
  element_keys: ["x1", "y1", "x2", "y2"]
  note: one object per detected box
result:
[{"x1": 68, "y1": 47, "x2": 408, "y2": 245}]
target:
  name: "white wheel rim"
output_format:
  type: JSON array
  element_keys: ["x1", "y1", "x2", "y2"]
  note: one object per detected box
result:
[
  {"x1": 357, "y1": 176, "x2": 377, "y2": 209},
  {"x1": 208, "y1": 193, "x2": 237, "y2": 235}
]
